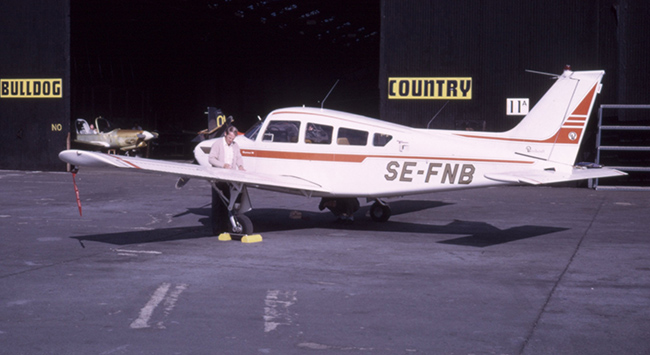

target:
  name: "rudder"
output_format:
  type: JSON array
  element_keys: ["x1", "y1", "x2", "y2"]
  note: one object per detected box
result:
[{"x1": 506, "y1": 68, "x2": 604, "y2": 165}]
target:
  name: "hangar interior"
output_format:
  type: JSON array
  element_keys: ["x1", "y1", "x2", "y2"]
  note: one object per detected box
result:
[{"x1": 1, "y1": 0, "x2": 649, "y2": 187}]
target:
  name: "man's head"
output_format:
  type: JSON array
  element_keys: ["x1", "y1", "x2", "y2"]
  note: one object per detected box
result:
[{"x1": 224, "y1": 126, "x2": 238, "y2": 145}]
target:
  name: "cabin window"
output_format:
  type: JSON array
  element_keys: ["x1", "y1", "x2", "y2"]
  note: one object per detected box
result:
[
  {"x1": 305, "y1": 123, "x2": 333, "y2": 144},
  {"x1": 337, "y1": 127, "x2": 368, "y2": 146},
  {"x1": 373, "y1": 133, "x2": 393, "y2": 147},
  {"x1": 262, "y1": 120, "x2": 300, "y2": 143}
]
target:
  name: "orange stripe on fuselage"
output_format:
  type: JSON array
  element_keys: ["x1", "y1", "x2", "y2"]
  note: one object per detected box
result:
[
  {"x1": 456, "y1": 126, "x2": 584, "y2": 144},
  {"x1": 453, "y1": 131, "x2": 581, "y2": 144},
  {"x1": 454, "y1": 83, "x2": 597, "y2": 144},
  {"x1": 242, "y1": 149, "x2": 359, "y2": 162}
]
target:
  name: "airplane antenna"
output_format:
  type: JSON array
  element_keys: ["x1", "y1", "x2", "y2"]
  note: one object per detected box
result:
[
  {"x1": 525, "y1": 69, "x2": 559, "y2": 78},
  {"x1": 427, "y1": 101, "x2": 449, "y2": 129},
  {"x1": 320, "y1": 79, "x2": 339, "y2": 109}
]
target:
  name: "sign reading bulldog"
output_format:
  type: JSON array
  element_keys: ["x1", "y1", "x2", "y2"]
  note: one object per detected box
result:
[{"x1": 1, "y1": 78, "x2": 63, "y2": 98}]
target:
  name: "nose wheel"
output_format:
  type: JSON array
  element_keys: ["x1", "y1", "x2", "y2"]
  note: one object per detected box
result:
[
  {"x1": 211, "y1": 182, "x2": 254, "y2": 235},
  {"x1": 227, "y1": 213, "x2": 253, "y2": 235},
  {"x1": 369, "y1": 200, "x2": 391, "y2": 222}
]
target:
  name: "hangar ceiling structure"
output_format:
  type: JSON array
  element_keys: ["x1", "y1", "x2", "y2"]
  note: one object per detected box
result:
[{"x1": 71, "y1": 0, "x2": 381, "y2": 136}]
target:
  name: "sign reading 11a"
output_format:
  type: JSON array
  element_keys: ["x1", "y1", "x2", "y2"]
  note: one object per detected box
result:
[{"x1": 507, "y1": 98, "x2": 529, "y2": 116}]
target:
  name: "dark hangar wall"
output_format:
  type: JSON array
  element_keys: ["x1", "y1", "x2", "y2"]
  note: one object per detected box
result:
[
  {"x1": 70, "y1": 0, "x2": 381, "y2": 150},
  {"x1": 1, "y1": 1, "x2": 648, "y2": 171},
  {"x1": 0, "y1": 0, "x2": 70, "y2": 171},
  {"x1": 379, "y1": 0, "x2": 650, "y2": 131}
]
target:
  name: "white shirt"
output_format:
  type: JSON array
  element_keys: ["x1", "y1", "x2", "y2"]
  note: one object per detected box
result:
[{"x1": 223, "y1": 138, "x2": 234, "y2": 167}]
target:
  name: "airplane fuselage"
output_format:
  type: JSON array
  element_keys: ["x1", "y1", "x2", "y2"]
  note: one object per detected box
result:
[
  {"x1": 194, "y1": 107, "x2": 546, "y2": 199},
  {"x1": 59, "y1": 69, "x2": 625, "y2": 233}
]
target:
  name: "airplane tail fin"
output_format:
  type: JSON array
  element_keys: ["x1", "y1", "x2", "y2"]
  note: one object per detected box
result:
[
  {"x1": 207, "y1": 107, "x2": 222, "y2": 134},
  {"x1": 504, "y1": 68, "x2": 604, "y2": 165},
  {"x1": 192, "y1": 107, "x2": 233, "y2": 142}
]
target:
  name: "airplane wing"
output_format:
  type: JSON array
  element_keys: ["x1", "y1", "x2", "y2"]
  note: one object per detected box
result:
[
  {"x1": 484, "y1": 166, "x2": 627, "y2": 185},
  {"x1": 59, "y1": 149, "x2": 327, "y2": 195}
]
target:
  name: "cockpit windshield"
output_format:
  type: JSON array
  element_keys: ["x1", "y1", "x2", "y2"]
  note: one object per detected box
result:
[
  {"x1": 96, "y1": 117, "x2": 111, "y2": 133},
  {"x1": 244, "y1": 120, "x2": 263, "y2": 140}
]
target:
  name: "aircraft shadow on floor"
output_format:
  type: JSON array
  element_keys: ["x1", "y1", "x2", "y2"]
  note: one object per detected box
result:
[
  {"x1": 70, "y1": 226, "x2": 210, "y2": 247},
  {"x1": 70, "y1": 200, "x2": 568, "y2": 248}
]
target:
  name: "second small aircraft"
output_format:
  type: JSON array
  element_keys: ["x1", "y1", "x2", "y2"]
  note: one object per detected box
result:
[{"x1": 74, "y1": 116, "x2": 158, "y2": 153}]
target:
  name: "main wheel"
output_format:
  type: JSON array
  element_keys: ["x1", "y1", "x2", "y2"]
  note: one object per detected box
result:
[{"x1": 370, "y1": 201, "x2": 391, "y2": 222}]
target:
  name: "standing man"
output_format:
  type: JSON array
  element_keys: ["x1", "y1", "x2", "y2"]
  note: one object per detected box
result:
[
  {"x1": 208, "y1": 125, "x2": 245, "y2": 235},
  {"x1": 209, "y1": 126, "x2": 245, "y2": 170}
]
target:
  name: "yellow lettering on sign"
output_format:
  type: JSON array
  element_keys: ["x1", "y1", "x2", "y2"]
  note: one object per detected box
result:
[
  {"x1": 1, "y1": 79, "x2": 63, "y2": 98},
  {"x1": 388, "y1": 77, "x2": 472, "y2": 100}
]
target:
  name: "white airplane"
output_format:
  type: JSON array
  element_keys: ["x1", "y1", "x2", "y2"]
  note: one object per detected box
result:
[{"x1": 59, "y1": 67, "x2": 626, "y2": 236}]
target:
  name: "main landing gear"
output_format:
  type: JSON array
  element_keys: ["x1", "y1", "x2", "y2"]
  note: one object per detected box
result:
[
  {"x1": 369, "y1": 199, "x2": 392, "y2": 222},
  {"x1": 319, "y1": 198, "x2": 360, "y2": 223},
  {"x1": 210, "y1": 184, "x2": 394, "y2": 232},
  {"x1": 319, "y1": 198, "x2": 393, "y2": 223},
  {"x1": 211, "y1": 182, "x2": 253, "y2": 235}
]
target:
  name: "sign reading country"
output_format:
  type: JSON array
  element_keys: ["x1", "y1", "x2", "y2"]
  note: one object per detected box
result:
[
  {"x1": 388, "y1": 77, "x2": 472, "y2": 100},
  {"x1": 1, "y1": 78, "x2": 63, "y2": 98}
]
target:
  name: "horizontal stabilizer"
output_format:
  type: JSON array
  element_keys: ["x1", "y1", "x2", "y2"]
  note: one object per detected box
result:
[
  {"x1": 59, "y1": 150, "x2": 327, "y2": 194},
  {"x1": 484, "y1": 166, "x2": 627, "y2": 185}
]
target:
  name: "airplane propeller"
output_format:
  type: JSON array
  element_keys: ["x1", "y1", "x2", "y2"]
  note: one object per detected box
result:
[{"x1": 70, "y1": 167, "x2": 83, "y2": 217}]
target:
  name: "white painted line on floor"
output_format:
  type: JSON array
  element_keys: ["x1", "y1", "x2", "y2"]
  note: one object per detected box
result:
[
  {"x1": 130, "y1": 282, "x2": 171, "y2": 329},
  {"x1": 113, "y1": 249, "x2": 162, "y2": 255},
  {"x1": 264, "y1": 290, "x2": 297, "y2": 332},
  {"x1": 99, "y1": 344, "x2": 130, "y2": 354},
  {"x1": 157, "y1": 283, "x2": 188, "y2": 329},
  {"x1": 163, "y1": 284, "x2": 188, "y2": 316}
]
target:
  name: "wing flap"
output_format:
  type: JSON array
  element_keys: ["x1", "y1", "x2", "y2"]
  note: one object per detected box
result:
[
  {"x1": 485, "y1": 166, "x2": 627, "y2": 185},
  {"x1": 59, "y1": 149, "x2": 326, "y2": 193}
]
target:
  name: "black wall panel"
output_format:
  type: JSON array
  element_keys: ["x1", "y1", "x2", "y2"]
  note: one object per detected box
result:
[
  {"x1": 0, "y1": 0, "x2": 70, "y2": 171},
  {"x1": 379, "y1": 0, "x2": 650, "y2": 131},
  {"x1": 69, "y1": 1, "x2": 381, "y2": 145}
]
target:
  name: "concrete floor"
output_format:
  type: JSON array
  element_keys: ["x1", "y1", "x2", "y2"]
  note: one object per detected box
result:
[{"x1": 1, "y1": 167, "x2": 649, "y2": 354}]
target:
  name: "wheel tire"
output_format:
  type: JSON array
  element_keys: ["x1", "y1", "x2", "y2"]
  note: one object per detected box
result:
[
  {"x1": 370, "y1": 202, "x2": 391, "y2": 222},
  {"x1": 233, "y1": 214, "x2": 254, "y2": 235}
]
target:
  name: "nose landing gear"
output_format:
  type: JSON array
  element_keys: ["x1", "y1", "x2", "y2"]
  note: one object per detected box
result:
[{"x1": 211, "y1": 182, "x2": 253, "y2": 235}]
